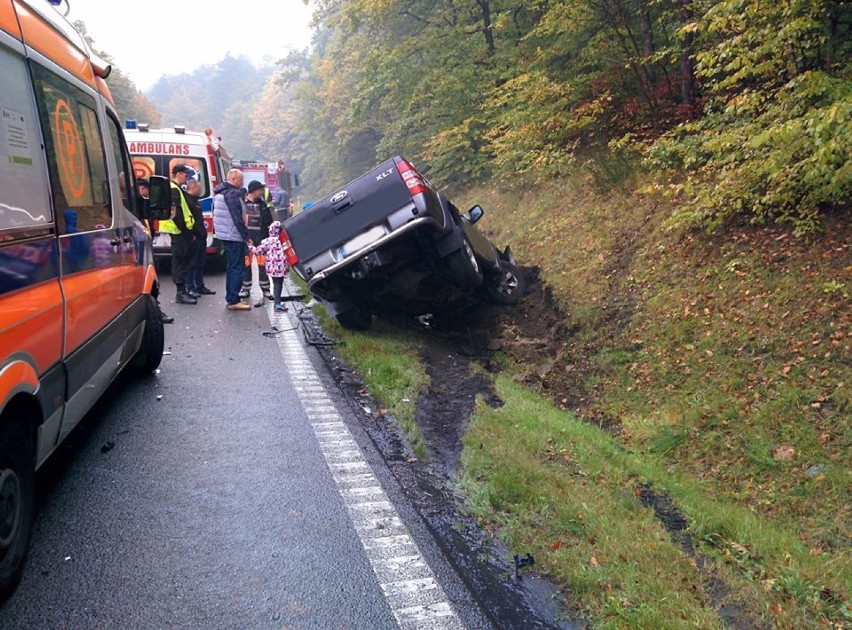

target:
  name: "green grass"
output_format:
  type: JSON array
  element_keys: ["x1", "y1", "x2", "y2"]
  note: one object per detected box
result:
[
  {"x1": 462, "y1": 375, "x2": 851, "y2": 628},
  {"x1": 312, "y1": 306, "x2": 430, "y2": 459}
]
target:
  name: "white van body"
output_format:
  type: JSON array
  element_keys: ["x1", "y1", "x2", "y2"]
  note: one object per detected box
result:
[{"x1": 124, "y1": 127, "x2": 230, "y2": 258}]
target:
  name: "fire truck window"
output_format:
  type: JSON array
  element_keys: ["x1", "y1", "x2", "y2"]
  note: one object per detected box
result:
[
  {"x1": 106, "y1": 114, "x2": 136, "y2": 216},
  {"x1": 31, "y1": 63, "x2": 111, "y2": 234},
  {"x1": 167, "y1": 157, "x2": 209, "y2": 198},
  {"x1": 0, "y1": 45, "x2": 52, "y2": 237}
]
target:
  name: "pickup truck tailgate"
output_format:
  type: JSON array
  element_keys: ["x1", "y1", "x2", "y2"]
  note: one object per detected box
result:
[{"x1": 285, "y1": 158, "x2": 412, "y2": 263}]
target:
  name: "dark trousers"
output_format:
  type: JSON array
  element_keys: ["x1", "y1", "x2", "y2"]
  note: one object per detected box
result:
[
  {"x1": 242, "y1": 231, "x2": 269, "y2": 293},
  {"x1": 186, "y1": 237, "x2": 206, "y2": 291},
  {"x1": 170, "y1": 232, "x2": 194, "y2": 288},
  {"x1": 272, "y1": 276, "x2": 284, "y2": 305},
  {"x1": 223, "y1": 240, "x2": 247, "y2": 305}
]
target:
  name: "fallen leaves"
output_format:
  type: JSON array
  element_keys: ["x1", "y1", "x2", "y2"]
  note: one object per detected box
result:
[{"x1": 771, "y1": 445, "x2": 796, "y2": 461}]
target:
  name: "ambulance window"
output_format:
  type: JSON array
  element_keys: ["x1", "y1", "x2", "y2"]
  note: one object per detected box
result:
[
  {"x1": 0, "y1": 45, "x2": 52, "y2": 237},
  {"x1": 106, "y1": 114, "x2": 136, "y2": 216},
  {"x1": 132, "y1": 156, "x2": 156, "y2": 183},
  {"x1": 30, "y1": 63, "x2": 111, "y2": 234},
  {"x1": 167, "y1": 157, "x2": 209, "y2": 198}
]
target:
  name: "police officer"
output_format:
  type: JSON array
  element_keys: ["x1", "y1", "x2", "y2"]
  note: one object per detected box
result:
[{"x1": 160, "y1": 164, "x2": 198, "y2": 305}]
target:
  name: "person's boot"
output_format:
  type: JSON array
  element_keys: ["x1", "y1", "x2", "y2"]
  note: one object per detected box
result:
[{"x1": 176, "y1": 286, "x2": 197, "y2": 305}]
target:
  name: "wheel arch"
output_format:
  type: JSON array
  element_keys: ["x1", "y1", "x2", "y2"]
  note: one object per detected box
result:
[{"x1": 0, "y1": 393, "x2": 40, "y2": 453}]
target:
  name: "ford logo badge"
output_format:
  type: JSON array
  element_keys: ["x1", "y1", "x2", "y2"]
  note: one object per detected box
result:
[{"x1": 330, "y1": 190, "x2": 348, "y2": 203}]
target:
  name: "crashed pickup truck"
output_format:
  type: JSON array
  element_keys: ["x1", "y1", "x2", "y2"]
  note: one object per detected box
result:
[{"x1": 282, "y1": 156, "x2": 525, "y2": 330}]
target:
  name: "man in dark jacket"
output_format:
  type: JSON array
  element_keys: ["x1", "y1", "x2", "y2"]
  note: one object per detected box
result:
[
  {"x1": 183, "y1": 178, "x2": 215, "y2": 297},
  {"x1": 213, "y1": 169, "x2": 252, "y2": 310},
  {"x1": 240, "y1": 180, "x2": 273, "y2": 300},
  {"x1": 163, "y1": 164, "x2": 198, "y2": 305}
]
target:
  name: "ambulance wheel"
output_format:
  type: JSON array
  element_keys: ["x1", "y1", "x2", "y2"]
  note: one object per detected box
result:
[
  {"x1": 130, "y1": 295, "x2": 165, "y2": 375},
  {"x1": 0, "y1": 416, "x2": 35, "y2": 602}
]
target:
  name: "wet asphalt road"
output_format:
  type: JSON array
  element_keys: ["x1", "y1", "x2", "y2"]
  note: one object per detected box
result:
[{"x1": 0, "y1": 272, "x2": 490, "y2": 629}]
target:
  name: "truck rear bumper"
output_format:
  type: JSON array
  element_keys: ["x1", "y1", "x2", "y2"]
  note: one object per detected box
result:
[{"x1": 306, "y1": 216, "x2": 435, "y2": 293}]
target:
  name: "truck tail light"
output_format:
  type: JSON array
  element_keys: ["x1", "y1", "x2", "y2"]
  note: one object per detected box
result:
[
  {"x1": 396, "y1": 159, "x2": 428, "y2": 197},
  {"x1": 280, "y1": 228, "x2": 299, "y2": 266}
]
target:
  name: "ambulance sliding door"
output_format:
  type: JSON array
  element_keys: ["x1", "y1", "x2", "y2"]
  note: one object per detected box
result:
[{"x1": 28, "y1": 59, "x2": 126, "y2": 438}]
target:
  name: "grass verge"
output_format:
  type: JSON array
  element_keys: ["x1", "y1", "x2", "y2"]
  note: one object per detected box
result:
[
  {"x1": 311, "y1": 306, "x2": 430, "y2": 459},
  {"x1": 462, "y1": 375, "x2": 850, "y2": 628}
]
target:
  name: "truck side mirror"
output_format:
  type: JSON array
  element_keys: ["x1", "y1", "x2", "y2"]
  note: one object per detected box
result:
[
  {"x1": 293, "y1": 174, "x2": 301, "y2": 187},
  {"x1": 146, "y1": 175, "x2": 172, "y2": 220},
  {"x1": 468, "y1": 204, "x2": 484, "y2": 224}
]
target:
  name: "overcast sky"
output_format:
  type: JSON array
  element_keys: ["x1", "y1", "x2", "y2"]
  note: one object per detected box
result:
[{"x1": 64, "y1": 0, "x2": 315, "y2": 90}]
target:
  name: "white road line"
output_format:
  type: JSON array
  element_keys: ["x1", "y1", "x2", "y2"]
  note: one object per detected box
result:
[{"x1": 268, "y1": 303, "x2": 463, "y2": 630}]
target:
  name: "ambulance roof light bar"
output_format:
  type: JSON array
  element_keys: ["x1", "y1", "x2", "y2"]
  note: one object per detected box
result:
[
  {"x1": 174, "y1": 125, "x2": 186, "y2": 134},
  {"x1": 45, "y1": 0, "x2": 71, "y2": 17}
]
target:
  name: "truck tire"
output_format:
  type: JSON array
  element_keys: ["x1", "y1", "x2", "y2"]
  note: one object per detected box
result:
[
  {"x1": 446, "y1": 235, "x2": 483, "y2": 289},
  {"x1": 129, "y1": 295, "x2": 165, "y2": 375},
  {"x1": 0, "y1": 417, "x2": 35, "y2": 603},
  {"x1": 336, "y1": 306, "x2": 372, "y2": 331},
  {"x1": 483, "y1": 263, "x2": 526, "y2": 305}
]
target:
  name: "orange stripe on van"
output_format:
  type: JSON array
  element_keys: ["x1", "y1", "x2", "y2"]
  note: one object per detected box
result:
[
  {"x1": 14, "y1": 0, "x2": 95, "y2": 88},
  {"x1": 0, "y1": 0, "x2": 22, "y2": 39},
  {"x1": 0, "y1": 281, "x2": 64, "y2": 375},
  {"x1": 143, "y1": 264, "x2": 157, "y2": 295},
  {"x1": 62, "y1": 267, "x2": 126, "y2": 354}
]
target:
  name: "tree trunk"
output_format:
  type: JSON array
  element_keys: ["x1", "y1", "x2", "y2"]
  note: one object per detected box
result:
[
  {"x1": 476, "y1": 0, "x2": 496, "y2": 57},
  {"x1": 680, "y1": 0, "x2": 697, "y2": 112},
  {"x1": 639, "y1": 1, "x2": 655, "y2": 85}
]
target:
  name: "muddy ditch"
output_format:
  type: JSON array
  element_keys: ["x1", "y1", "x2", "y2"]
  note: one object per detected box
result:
[
  {"x1": 295, "y1": 265, "x2": 765, "y2": 628},
  {"x1": 637, "y1": 483, "x2": 768, "y2": 629},
  {"x1": 293, "y1": 299, "x2": 578, "y2": 628}
]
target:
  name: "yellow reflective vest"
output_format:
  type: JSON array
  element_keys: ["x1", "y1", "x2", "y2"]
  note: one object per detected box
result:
[{"x1": 158, "y1": 181, "x2": 195, "y2": 234}]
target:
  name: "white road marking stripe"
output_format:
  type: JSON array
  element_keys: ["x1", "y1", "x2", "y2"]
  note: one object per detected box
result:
[{"x1": 268, "y1": 303, "x2": 462, "y2": 629}]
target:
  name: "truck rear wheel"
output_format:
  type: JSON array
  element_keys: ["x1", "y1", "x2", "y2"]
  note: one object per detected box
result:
[
  {"x1": 336, "y1": 306, "x2": 372, "y2": 331},
  {"x1": 446, "y1": 235, "x2": 483, "y2": 289},
  {"x1": 0, "y1": 417, "x2": 35, "y2": 603},
  {"x1": 129, "y1": 295, "x2": 165, "y2": 375},
  {"x1": 483, "y1": 263, "x2": 526, "y2": 305}
]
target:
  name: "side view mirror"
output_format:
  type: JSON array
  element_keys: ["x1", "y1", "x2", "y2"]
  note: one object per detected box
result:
[
  {"x1": 146, "y1": 175, "x2": 172, "y2": 220},
  {"x1": 468, "y1": 204, "x2": 484, "y2": 224},
  {"x1": 293, "y1": 174, "x2": 301, "y2": 187}
]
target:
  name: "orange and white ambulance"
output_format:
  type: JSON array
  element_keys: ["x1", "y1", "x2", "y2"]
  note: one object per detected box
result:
[
  {"x1": 124, "y1": 125, "x2": 232, "y2": 260},
  {"x1": 0, "y1": 0, "x2": 171, "y2": 599}
]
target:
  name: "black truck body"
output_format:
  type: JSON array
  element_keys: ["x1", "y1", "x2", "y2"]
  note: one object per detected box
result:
[{"x1": 283, "y1": 156, "x2": 524, "y2": 329}]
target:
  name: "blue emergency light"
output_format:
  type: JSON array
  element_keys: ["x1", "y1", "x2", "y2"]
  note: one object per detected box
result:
[{"x1": 126, "y1": 120, "x2": 137, "y2": 130}]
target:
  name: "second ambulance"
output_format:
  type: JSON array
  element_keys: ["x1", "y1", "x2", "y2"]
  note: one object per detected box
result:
[{"x1": 124, "y1": 124, "x2": 232, "y2": 261}]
